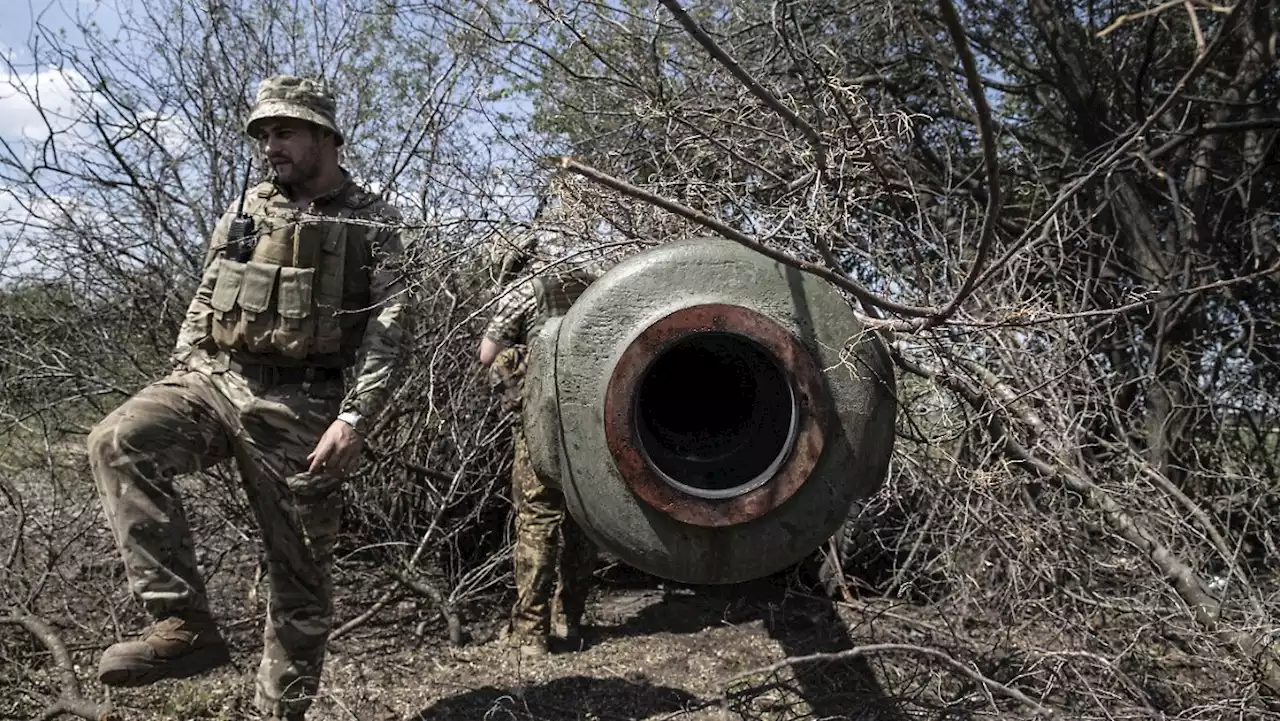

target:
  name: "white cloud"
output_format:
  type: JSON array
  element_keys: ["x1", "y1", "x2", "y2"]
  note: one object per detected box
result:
[
  {"x1": 136, "y1": 109, "x2": 193, "y2": 157},
  {"x1": 0, "y1": 65, "x2": 95, "y2": 142},
  {"x1": 1, "y1": 58, "x2": 194, "y2": 189}
]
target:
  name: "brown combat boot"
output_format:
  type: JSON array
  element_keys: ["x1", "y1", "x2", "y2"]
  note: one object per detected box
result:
[
  {"x1": 517, "y1": 635, "x2": 549, "y2": 658},
  {"x1": 552, "y1": 596, "x2": 585, "y2": 652},
  {"x1": 97, "y1": 613, "x2": 231, "y2": 686},
  {"x1": 499, "y1": 621, "x2": 549, "y2": 658}
]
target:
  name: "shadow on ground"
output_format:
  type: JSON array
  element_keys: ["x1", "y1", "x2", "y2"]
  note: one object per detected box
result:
[
  {"x1": 409, "y1": 675, "x2": 707, "y2": 720},
  {"x1": 409, "y1": 564, "x2": 909, "y2": 720},
  {"x1": 592, "y1": 570, "x2": 910, "y2": 721}
]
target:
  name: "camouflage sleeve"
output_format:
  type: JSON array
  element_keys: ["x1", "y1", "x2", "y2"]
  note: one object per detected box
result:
[
  {"x1": 340, "y1": 205, "x2": 409, "y2": 421},
  {"x1": 171, "y1": 204, "x2": 236, "y2": 366},
  {"x1": 488, "y1": 344, "x2": 528, "y2": 413},
  {"x1": 482, "y1": 281, "x2": 536, "y2": 348}
]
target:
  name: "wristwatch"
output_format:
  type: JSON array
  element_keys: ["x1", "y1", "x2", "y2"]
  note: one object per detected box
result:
[{"x1": 336, "y1": 411, "x2": 366, "y2": 435}]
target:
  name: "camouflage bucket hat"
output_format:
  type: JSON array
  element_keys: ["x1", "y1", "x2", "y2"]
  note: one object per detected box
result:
[{"x1": 245, "y1": 74, "x2": 344, "y2": 146}]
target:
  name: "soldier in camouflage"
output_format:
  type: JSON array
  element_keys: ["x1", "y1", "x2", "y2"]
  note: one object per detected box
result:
[
  {"x1": 87, "y1": 75, "x2": 408, "y2": 720},
  {"x1": 478, "y1": 216, "x2": 599, "y2": 657}
]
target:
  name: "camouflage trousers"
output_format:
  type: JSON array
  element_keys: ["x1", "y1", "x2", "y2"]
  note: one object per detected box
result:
[
  {"x1": 87, "y1": 361, "x2": 344, "y2": 719},
  {"x1": 510, "y1": 430, "x2": 597, "y2": 639},
  {"x1": 490, "y1": 345, "x2": 596, "y2": 640}
]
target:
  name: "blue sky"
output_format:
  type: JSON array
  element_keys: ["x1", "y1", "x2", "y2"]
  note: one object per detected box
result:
[
  {"x1": 0, "y1": 0, "x2": 546, "y2": 280},
  {"x1": 1, "y1": 0, "x2": 132, "y2": 279},
  {"x1": 2, "y1": 0, "x2": 126, "y2": 63}
]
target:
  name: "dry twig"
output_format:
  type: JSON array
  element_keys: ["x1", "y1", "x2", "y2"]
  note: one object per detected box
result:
[
  {"x1": 724, "y1": 642, "x2": 1060, "y2": 718},
  {"x1": 0, "y1": 615, "x2": 117, "y2": 721}
]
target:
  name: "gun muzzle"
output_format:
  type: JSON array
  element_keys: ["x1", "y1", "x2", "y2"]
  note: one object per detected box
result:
[{"x1": 523, "y1": 237, "x2": 897, "y2": 584}]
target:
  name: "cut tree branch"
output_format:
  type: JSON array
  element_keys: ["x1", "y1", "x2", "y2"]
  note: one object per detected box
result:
[
  {"x1": 657, "y1": 0, "x2": 827, "y2": 171},
  {"x1": 547, "y1": 155, "x2": 937, "y2": 319}
]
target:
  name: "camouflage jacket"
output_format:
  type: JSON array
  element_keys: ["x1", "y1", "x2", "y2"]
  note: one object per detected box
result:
[
  {"x1": 483, "y1": 267, "x2": 593, "y2": 411},
  {"x1": 173, "y1": 175, "x2": 408, "y2": 421},
  {"x1": 482, "y1": 267, "x2": 594, "y2": 348}
]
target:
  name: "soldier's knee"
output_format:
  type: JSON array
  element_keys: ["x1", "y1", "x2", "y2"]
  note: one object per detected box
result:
[
  {"x1": 88, "y1": 397, "x2": 186, "y2": 466},
  {"x1": 86, "y1": 417, "x2": 123, "y2": 467},
  {"x1": 87, "y1": 410, "x2": 169, "y2": 480}
]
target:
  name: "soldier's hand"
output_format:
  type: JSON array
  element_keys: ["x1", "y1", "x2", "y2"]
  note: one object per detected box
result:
[{"x1": 307, "y1": 420, "x2": 363, "y2": 477}]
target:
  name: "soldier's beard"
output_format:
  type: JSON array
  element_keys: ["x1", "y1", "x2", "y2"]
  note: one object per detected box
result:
[{"x1": 270, "y1": 147, "x2": 322, "y2": 190}]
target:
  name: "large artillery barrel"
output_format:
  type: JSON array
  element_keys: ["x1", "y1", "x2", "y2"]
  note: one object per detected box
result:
[{"x1": 523, "y1": 237, "x2": 896, "y2": 584}]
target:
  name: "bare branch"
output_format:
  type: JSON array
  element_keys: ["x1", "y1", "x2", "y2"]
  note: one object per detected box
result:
[
  {"x1": 656, "y1": 0, "x2": 827, "y2": 171},
  {"x1": 724, "y1": 642, "x2": 1060, "y2": 718},
  {"x1": 0, "y1": 615, "x2": 118, "y2": 720},
  {"x1": 925, "y1": 0, "x2": 1003, "y2": 327},
  {"x1": 549, "y1": 155, "x2": 937, "y2": 319}
]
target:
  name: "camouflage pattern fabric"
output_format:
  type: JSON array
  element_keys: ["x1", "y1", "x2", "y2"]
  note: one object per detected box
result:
[
  {"x1": 488, "y1": 343, "x2": 528, "y2": 414},
  {"x1": 482, "y1": 282, "x2": 538, "y2": 350},
  {"x1": 96, "y1": 168, "x2": 404, "y2": 719},
  {"x1": 488, "y1": 344, "x2": 596, "y2": 640},
  {"x1": 90, "y1": 72, "x2": 407, "y2": 719},
  {"x1": 529, "y1": 269, "x2": 593, "y2": 339},
  {"x1": 508, "y1": 420, "x2": 597, "y2": 640},
  {"x1": 245, "y1": 74, "x2": 345, "y2": 146},
  {"x1": 483, "y1": 243, "x2": 600, "y2": 645},
  {"x1": 482, "y1": 267, "x2": 594, "y2": 349},
  {"x1": 89, "y1": 366, "x2": 344, "y2": 718},
  {"x1": 173, "y1": 176, "x2": 407, "y2": 421}
]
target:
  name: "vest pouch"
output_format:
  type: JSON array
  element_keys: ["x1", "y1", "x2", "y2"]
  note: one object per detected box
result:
[
  {"x1": 210, "y1": 259, "x2": 246, "y2": 350},
  {"x1": 311, "y1": 218, "x2": 350, "y2": 356},
  {"x1": 236, "y1": 261, "x2": 280, "y2": 354},
  {"x1": 273, "y1": 266, "x2": 317, "y2": 359},
  {"x1": 250, "y1": 215, "x2": 295, "y2": 267}
]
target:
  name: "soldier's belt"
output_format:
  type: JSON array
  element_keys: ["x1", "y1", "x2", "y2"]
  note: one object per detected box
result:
[{"x1": 228, "y1": 357, "x2": 343, "y2": 386}]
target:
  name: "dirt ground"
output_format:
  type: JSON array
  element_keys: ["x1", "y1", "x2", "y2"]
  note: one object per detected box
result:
[
  {"x1": 72, "y1": 572, "x2": 917, "y2": 721},
  {"x1": 3, "y1": 546, "x2": 940, "y2": 721},
  {"x1": 0, "y1": 442, "x2": 935, "y2": 721},
  {"x1": 0, "y1": 461, "x2": 1247, "y2": 721}
]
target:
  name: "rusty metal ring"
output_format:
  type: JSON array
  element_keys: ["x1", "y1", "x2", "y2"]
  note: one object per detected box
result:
[{"x1": 603, "y1": 303, "x2": 831, "y2": 528}]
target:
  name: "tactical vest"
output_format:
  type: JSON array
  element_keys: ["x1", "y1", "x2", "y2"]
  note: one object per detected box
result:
[
  {"x1": 491, "y1": 268, "x2": 596, "y2": 413},
  {"x1": 205, "y1": 183, "x2": 364, "y2": 362}
]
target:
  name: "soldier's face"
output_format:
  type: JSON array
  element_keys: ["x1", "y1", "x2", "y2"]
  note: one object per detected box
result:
[{"x1": 257, "y1": 119, "x2": 330, "y2": 186}]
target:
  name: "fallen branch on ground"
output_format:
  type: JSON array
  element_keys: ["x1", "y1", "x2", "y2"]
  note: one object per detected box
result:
[
  {"x1": 390, "y1": 569, "x2": 465, "y2": 646},
  {"x1": 330, "y1": 587, "x2": 404, "y2": 641},
  {"x1": 0, "y1": 614, "x2": 118, "y2": 721}
]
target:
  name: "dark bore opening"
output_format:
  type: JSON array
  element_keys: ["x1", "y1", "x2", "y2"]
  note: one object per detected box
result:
[{"x1": 634, "y1": 332, "x2": 798, "y2": 498}]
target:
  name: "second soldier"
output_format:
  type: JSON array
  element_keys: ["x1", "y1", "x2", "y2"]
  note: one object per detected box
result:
[{"x1": 478, "y1": 181, "x2": 600, "y2": 657}]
